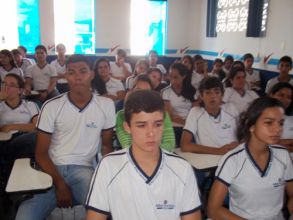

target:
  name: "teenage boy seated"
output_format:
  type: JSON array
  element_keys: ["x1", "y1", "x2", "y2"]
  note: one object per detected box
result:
[
  {"x1": 181, "y1": 77, "x2": 239, "y2": 155},
  {"x1": 265, "y1": 55, "x2": 293, "y2": 93},
  {"x1": 16, "y1": 54, "x2": 115, "y2": 220},
  {"x1": 86, "y1": 90, "x2": 202, "y2": 220},
  {"x1": 24, "y1": 45, "x2": 58, "y2": 103}
]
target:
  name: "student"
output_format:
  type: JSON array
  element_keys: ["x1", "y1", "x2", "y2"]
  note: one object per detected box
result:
[
  {"x1": 93, "y1": 58, "x2": 125, "y2": 102},
  {"x1": 50, "y1": 43, "x2": 69, "y2": 93},
  {"x1": 269, "y1": 82, "x2": 293, "y2": 159},
  {"x1": 125, "y1": 58, "x2": 148, "y2": 89},
  {"x1": 0, "y1": 73, "x2": 39, "y2": 190},
  {"x1": 223, "y1": 67, "x2": 258, "y2": 114},
  {"x1": 116, "y1": 74, "x2": 175, "y2": 152},
  {"x1": 208, "y1": 97, "x2": 293, "y2": 220},
  {"x1": 11, "y1": 49, "x2": 33, "y2": 77},
  {"x1": 0, "y1": 49, "x2": 23, "y2": 80},
  {"x1": 243, "y1": 53, "x2": 261, "y2": 91},
  {"x1": 148, "y1": 50, "x2": 167, "y2": 76},
  {"x1": 16, "y1": 54, "x2": 116, "y2": 220},
  {"x1": 86, "y1": 90, "x2": 202, "y2": 220},
  {"x1": 110, "y1": 49, "x2": 132, "y2": 81},
  {"x1": 24, "y1": 45, "x2": 58, "y2": 103},
  {"x1": 18, "y1": 45, "x2": 36, "y2": 64},
  {"x1": 181, "y1": 55, "x2": 194, "y2": 75},
  {"x1": 181, "y1": 77, "x2": 239, "y2": 155},
  {"x1": 222, "y1": 55, "x2": 234, "y2": 77},
  {"x1": 161, "y1": 63, "x2": 197, "y2": 146},
  {"x1": 147, "y1": 67, "x2": 168, "y2": 92},
  {"x1": 208, "y1": 58, "x2": 226, "y2": 81},
  {"x1": 266, "y1": 56, "x2": 293, "y2": 93},
  {"x1": 191, "y1": 55, "x2": 207, "y2": 90}
]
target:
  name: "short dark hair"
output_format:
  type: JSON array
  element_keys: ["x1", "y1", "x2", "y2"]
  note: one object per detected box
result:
[
  {"x1": 66, "y1": 54, "x2": 92, "y2": 69},
  {"x1": 35, "y1": 45, "x2": 47, "y2": 54},
  {"x1": 5, "y1": 73, "x2": 25, "y2": 89},
  {"x1": 199, "y1": 76, "x2": 224, "y2": 94},
  {"x1": 149, "y1": 50, "x2": 158, "y2": 56},
  {"x1": 117, "y1": 49, "x2": 127, "y2": 58},
  {"x1": 18, "y1": 46, "x2": 27, "y2": 53},
  {"x1": 132, "y1": 74, "x2": 153, "y2": 90},
  {"x1": 279, "y1": 55, "x2": 292, "y2": 67},
  {"x1": 224, "y1": 55, "x2": 234, "y2": 63},
  {"x1": 0, "y1": 49, "x2": 17, "y2": 68},
  {"x1": 147, "y1": 67, "x2": 163, "y2": 80},
  {"x1": 193, "y1": 55, "x2": 203, "y2": 63},
  {"x1": 237, "y1": 97, "x2": 284, "y2": 142},
  {"x1": 269, "y1": 82, "x2": 293, "y2": 96},
  {"x1": 11, "y1": 49, "x2": 21, "y2": 56},
  {"x1": 213, "y1": 58, "x2": 223, "y2": 65},
  {"x1": 242, "y1": 53, "x2": 254, "y2": 61},
  {"x1": 124, "y1": 90, "x2": 164, "y2": 125}
]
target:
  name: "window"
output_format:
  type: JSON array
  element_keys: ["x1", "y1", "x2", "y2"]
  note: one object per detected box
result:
[
  {"x1": 216, "y1": 0, "x2": 249, "y2": 33},
  {"x1": 130, "y1": 0, "x2": 167, "y2": 55},
  {"x1": 0, "y1": 0, "x2": 40, "y2": 52},
  {"x1": 53, "y1": 0, "x2": 95, "y2": 54}
]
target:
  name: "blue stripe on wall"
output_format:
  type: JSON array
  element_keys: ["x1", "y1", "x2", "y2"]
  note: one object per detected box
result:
[
  {"x1": 186, "y1": 49, "x2": 218, "y2": 57},
  {"x1": 165, "y1": 49, "x2": 177, "y2": 54},
  {"x1": 267, "y1": 58, "x2": 279, "y2": 66},
  {"x1": 95, "y1": 48, "x2": 109, "y2": 53}
]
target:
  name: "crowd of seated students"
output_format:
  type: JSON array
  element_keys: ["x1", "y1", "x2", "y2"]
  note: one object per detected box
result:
[{"x1": 0, "y1": 44, "x2": 292, "y2": 219}]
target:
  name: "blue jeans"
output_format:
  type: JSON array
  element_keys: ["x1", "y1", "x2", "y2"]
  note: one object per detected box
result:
[{"x1": 15, "y1": 165, "x2": 93, "y2": 220}]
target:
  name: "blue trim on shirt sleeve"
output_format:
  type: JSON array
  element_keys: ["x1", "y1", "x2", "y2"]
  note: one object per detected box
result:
[
  {"x1": 85, "y1": 205, "x2": 110, "y2": 216},
  {"x1": 180, "y1": 205, "x2": 202, "y2": 216},
  {"x1": 215, "y1": 176, "x2": 231, "y2": 187}
]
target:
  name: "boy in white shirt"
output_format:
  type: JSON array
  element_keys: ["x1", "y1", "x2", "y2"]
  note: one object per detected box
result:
[{"x1": 86, "y1": 90, "x2": 202, "y2": 220}]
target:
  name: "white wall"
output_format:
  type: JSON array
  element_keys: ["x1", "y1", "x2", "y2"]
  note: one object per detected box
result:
[
  {"x1": 5, "y1": 0, "x2": 293, "y2": 72},
  {"x1": 189, "y1": 0, "x2": 293, "y2": 71}
]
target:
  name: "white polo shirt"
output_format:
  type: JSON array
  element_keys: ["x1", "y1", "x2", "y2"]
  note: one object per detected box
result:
[
  {"x1": 184, "y1": 103, "x2": 238, "y2": 147},
  {"x1": 246, "y1": 69, "x2": 260, "y2": 90},
  {"x1": 0, "y1": 100, "x2": 39, "y2": 128},
  {"x1": 161, "y1": 86, "x2": 194, "y2": 127},
  {"x1": 105, "y1": 77, "x2": 125, "y2": 96},
  {"x1": 50, "y1": 59, "x2": 67, "y2": 84},
  {"x1": 191, "y1": 71, "x2": 205, "y2": 90},
  {"x1": 110, "y1": 61, "x2": 132, "y2": 78},
  {"x1": 223, "y1": 87, "x2": 258, "y2": 114},
  {"x1": 216, "y1": 143, "x2": 293, "y2": 220},
  {"x1": 265, "y1": 77, "x2": 293, "y2": 94},
  {"x1": 26, "y1": 63, "x2": 57, "y2": 91},
  {"x1": 0, "y1": 67, "x2": 23, "y2": 80},
  {"x1": 37, "y1": 93, "x2": 115, "y2": 166},
  {"x1": 125, "y1": 74, "x2": 137, "y2": 89},
  {"x1": 20, "y1": 59, "x2": 33, "y2": 77},
  {"x1": 86, "y1": 148, "x2": 201, "y2": 220},
  {"x1": 282, "y1": 115, "x2": 293, "y2": 160}
]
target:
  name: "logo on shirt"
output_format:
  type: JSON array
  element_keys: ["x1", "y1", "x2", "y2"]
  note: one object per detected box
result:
[
  {"x1": 221, "y1": 123, "x2": 231, "y2": 129},
  {"x1": 273, "y1": 178, "x2": 285, "y2": 187},
  {"x1": 156, "y1": 200, "x2": 175, "y2": 210},
  {"x1": 86, "y1": 122, "x2": 98, "y2": 128},
  {"x1": 20, "y1": 110, "x2": 30, "y2": 115}
]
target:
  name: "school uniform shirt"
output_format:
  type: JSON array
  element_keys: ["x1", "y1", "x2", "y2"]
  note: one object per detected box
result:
[
  {"x1": 26, "y1": 63, "x2": 57, "y2": 91},
  {"x1": 282, "y1": 115, "x2": 293, "y2": 160},
  {"x1": 86, "y1": 148, "x2": 201, "y2": 220},
  {"x1": 216, "y1": 143, "x2": 293, "y2": 220},
  {"x1": 50, "y1": 59, "x2": 67, "y2": 84},
  {"x1": 0, "y1": 67, "x2": 23, "y2": 80},
  {"x1": 223, "y1": 87, "x2": 258, "y2": 114},
  {"x1": 105, "y1": 77, "x2": 125, "y2": 96},
  {"x1": 0, "y1": 100, "x2": 39, "y2": 133},
  {"x1": 161, "y1": 86, "x2": 194, "y2": 127},
  {"x1": 265, "y1": 76, "x2": 293, "y2": 94},
  {"x1": 184, "y1": 103, "x2": 238, "y2": 148},
  {"x1": 37, "y1": 93, "x2": 115, "y2": 166},
  {"x1": 110, "y1": 61, "x2": 132, "y2": 79},
  {"x1": 191, "y1": 71, "x2": 205, "y2": 90},
  {"x1": 125, "y1": 74, "x2": 138, "y2": 89},
  {"x1": 19, "y1": 59, "x2": 33, "y2": 77},
  {"x1": 246, "y1": 69, "x2": 261, "y2": 91}
]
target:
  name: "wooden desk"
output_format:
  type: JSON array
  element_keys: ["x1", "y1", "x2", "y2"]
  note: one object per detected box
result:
[
  {"x1": 6, "y1": 158, "x2": 53, "y2": 193},
  {"x1": 0, "y1": 132, "x2": 12, "y2": 141},
  {"x1": 174, "y1": 148, "x2": 222, "y2": 171}
]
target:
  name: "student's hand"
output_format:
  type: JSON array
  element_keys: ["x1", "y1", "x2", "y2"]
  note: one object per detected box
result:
[
  {"x1": 219, "y1": 142, "x2": 239, "y2": 154},
  {"x1": 24, "y1": 84, "x2": 31, "y2": 96},
  {"x1": 55, "y1": 182, "x2": 73, "y2": 208},
  {"x1": 0, "y1": 125, "x2": 13, "y2": 132},
  {"x1": 38, "y1": 90, "x2": 49, "y2": 102}
]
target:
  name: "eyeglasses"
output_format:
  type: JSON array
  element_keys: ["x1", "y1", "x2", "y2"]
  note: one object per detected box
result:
[{"x1": 1, "y1": 82, "x2": 19, "y2": 89}]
